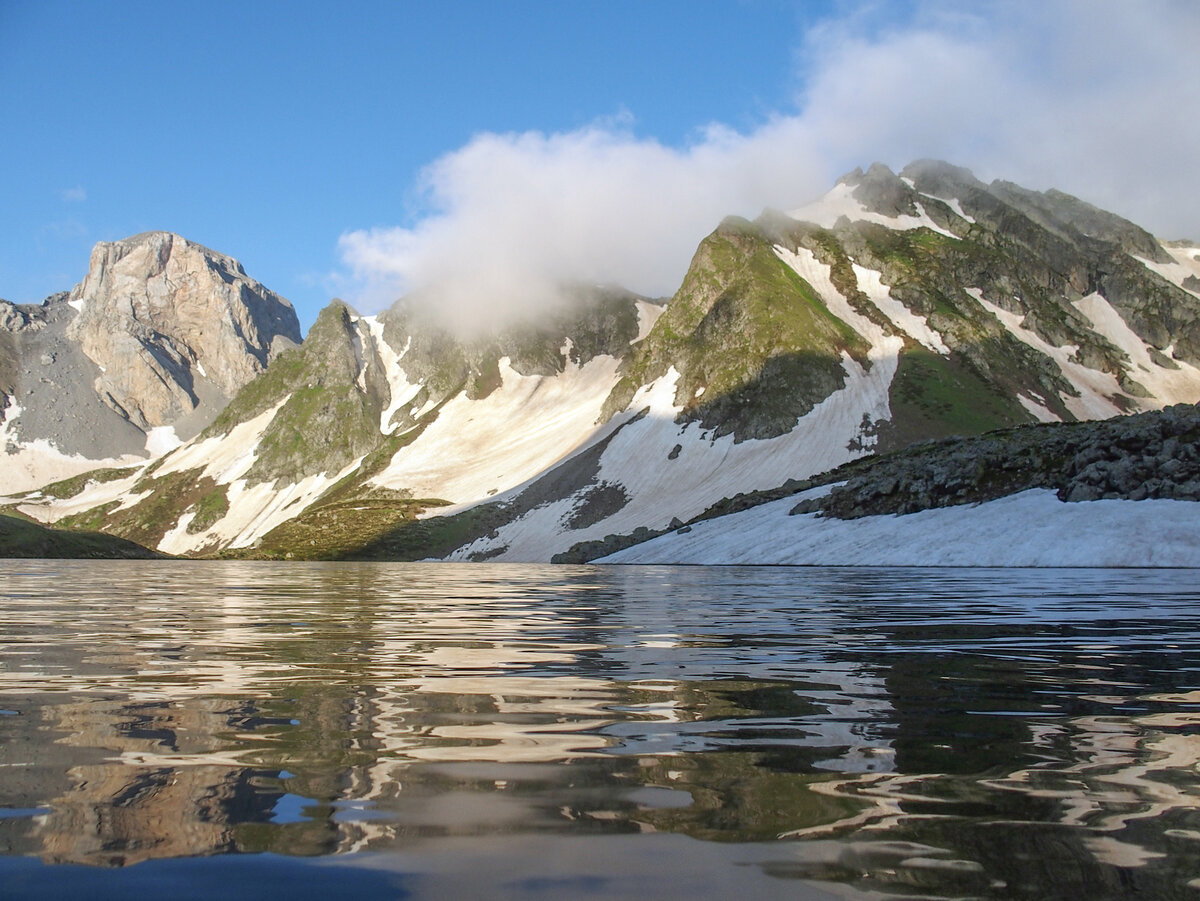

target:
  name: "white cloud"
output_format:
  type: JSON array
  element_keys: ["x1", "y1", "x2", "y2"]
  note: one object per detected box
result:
[
  {"x1": 338, "y1": 122, "x2": 830, "y2": 330},
  {"x1": 59, "y1": 186, "x2": 87, "y2": 203},
  {"x1": 340, "y1": 0, "x2": 1200, "y2": 330}
]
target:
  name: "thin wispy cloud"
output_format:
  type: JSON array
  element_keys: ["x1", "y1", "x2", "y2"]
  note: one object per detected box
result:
[
  {"x1": 59, "y1": 186, "x2": 87, "y2": 203},
  {"x1": 339, "y1": 0, "x2": 1200, "y2": 330}
]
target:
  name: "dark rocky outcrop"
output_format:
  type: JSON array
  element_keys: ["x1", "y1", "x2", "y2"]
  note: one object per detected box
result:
[{"x1": 791, "y1": 402, "x2": 1200, "y2": 519}]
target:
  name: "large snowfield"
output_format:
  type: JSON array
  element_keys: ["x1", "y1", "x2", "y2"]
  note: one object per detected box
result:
[{"x1": 600, "y1": 487, "x2": 1200, "y2": 567}]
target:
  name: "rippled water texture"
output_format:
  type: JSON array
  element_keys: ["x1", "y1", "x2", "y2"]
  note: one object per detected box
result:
[{"x1": 2, "y1": 561, "x2": 1200, "y2": 899}]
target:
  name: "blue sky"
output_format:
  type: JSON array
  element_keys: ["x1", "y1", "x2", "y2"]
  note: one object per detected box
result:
[{"x1": 3, "y1": 1, "x2": 1198, "y2": 332}]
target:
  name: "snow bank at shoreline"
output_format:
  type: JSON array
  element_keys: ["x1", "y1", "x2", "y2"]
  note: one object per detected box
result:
[{"x1": 599, "y1": 489, "x2": 1200, "y2": 567}]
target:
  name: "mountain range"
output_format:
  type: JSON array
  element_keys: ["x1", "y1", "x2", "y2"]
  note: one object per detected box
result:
[{"x1": 3, "y1": 160, "x2": 1199, "y2": 564}]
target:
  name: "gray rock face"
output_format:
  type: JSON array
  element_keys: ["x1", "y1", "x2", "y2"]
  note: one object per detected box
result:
[
  {"x1": 793, "y1": 402, "x2": 1200, "y2": 520},
  {"x1": 1, "y1": 233, "x2": 301, "y2": 486},
  {"x1": 832, "y1": 161, "x2": 1200, "y2": 367},
  {"x1": 66, "y1": 232, "x2": 301, "y2": 430},
  {"x1": 0, "y1": 296, "x2": 148, "y2": 462}
]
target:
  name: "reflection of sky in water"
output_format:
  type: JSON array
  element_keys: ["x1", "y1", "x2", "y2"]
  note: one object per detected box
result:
[{"x1": 1, "y1": 561, "x2": 1199, "y2": 899}]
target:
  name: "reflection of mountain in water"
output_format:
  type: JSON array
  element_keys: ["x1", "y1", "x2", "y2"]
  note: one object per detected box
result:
[{"x1": 1, "y1": 562, "x2": 1200, "y2": 898}]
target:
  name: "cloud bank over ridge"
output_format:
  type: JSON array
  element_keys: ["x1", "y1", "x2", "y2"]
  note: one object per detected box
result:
[{"x1": 340, "y1": 0, "x2": 1200, "y2": 329}]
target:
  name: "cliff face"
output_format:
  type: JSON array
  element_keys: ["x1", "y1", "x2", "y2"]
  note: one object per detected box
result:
[
  {"x1": 0, "y1": 232, "x2": 301, "y2": 493},
  {"x1": 66, "y1": 232, "x2": 301, "y2": 429}
]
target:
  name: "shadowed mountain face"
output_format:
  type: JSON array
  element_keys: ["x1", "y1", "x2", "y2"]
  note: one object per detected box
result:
[
  {"x1": 0, "y1": 232, "x2": 300, "y2": 493},
  {"x1": 7, "y1": 162, "x2": 1200, "y2": 562}
]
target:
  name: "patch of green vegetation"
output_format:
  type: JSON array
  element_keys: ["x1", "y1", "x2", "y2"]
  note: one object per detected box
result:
[
  {"x1": 0, "y1": 513, "x2": 161, "y2": 559},
  {"x1": 213, "y1": 302, "x2": 392, "y2": 486},
  {"x1": 466, "y1": 354, "x2": 502, "y2": 399},
  {"x1": 223, "y1": 486, "x2": 444, "y2": 560},
  {"x1": 57, "y1": 469, "x2": 218, "y2": 551},
  {"x1": 56, "y1": 500, "x2": 121, "y2": 533},
  {"x1": 882, "y1": 345, "x2": 1032, "y2": 450},
  {"x1": 247, "y1": 383, "x2": 381, "y2": 486},
  {"x1": 31, "y1": 465, "x2": 138, "y2": 500},
  {"x1": 205, "y1": 341, "x2": 307, "y2": 437},
  {"x1": 186, "y1": 485, "x2": 230, "y2": 534},
  {"x1": 346, "y1": 499, "x2": 512, "y2": 561},
  {"x1": 604, "y1": 219, "x2": 872, "y2": 440}
]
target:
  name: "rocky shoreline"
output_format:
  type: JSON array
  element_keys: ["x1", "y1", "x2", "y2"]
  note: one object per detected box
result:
[
  {"x1": 799, "y1": 402, "x2": 1200, "y2": 520},
  {"x1": 558, "y1": 403, "x2": 1200, "y2": 562}
]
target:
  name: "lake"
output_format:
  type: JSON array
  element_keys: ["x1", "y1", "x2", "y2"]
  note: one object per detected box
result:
[{"x1": 1, "y1": 560, "x2": 1199, "y2": 899}]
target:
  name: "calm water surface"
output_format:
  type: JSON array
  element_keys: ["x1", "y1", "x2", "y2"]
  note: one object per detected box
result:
[{"x1": 1, "y1": 561, "x2": 1199, "y2": 899}]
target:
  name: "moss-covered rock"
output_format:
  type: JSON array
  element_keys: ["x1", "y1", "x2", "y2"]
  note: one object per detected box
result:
[
  {"x1": 206, "y1": 301, "x2": 391, "y2": 486},
  {"x1": 604, "y1": 218, "x2": 870, "y2": 441}
]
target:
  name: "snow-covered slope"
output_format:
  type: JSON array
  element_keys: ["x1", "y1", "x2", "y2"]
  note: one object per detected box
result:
[
  {"x1": 598, "y1": 488, "x2": 1200, "y2": 567},
  {"x1": 11, "y1": 161, "x2": 1200, "y2": 562},
  {"x1": 601, "y1": 400, "x2": 1200, "y2": 566}
]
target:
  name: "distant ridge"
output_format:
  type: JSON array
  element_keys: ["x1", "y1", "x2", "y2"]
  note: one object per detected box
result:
[{"x1": 6, "y1": 162, "x2": 1200, "y2": 564}]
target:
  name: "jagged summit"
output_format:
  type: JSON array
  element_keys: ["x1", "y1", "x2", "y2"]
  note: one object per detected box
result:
[
  {"x1": 68, "y1": 231, "x2": 300, "y2": 402},
  {"x1": 98, "y1": 231, "x2": 249, "y2": 273},
  {"x1": 0, "y1": 232, "x2": 301, "y2": 492}
]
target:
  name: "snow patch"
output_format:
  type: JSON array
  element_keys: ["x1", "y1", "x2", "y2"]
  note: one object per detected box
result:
[
  {"x1": 0, "y1": 399, "x2": 21, "y2": 439},
  {"x1": 1017, "y1": 394, "x2": 1061, "y2": 423},
  {"x1": 633, "y1": 300, "x2": 666, "y2": 344},
  {"x1": 155, "y1": 400, "x2": 285, "y2": 485},
  {"x1": 67, "y1": 298, "x2": 85, "y2": 312},
  {"x1": 918, "y1": 192, "x2": 975, "y2": 224},
  {"x1": 1074, "y1": 293, "x2": 1200, "y2": 406},
  {"x1": 600, "y1": 489, "x2": 1200, "y2": 567},
  {"x1": 144, "y1": 426, "x2": 183, "y2": 456},
  {"x1": 195, "y1": 361, "x2": 207, "y2": 378},
  {"x1": 1137, "y1": 246, "x2": 1200, "y2": 297},
  {"x1": 0, "y1": 401, "x2": 145, "y2": 496},
  {"x1": 852, "y1": 264, "x2": 950, "y2": 354},
  {"x1": 351, "y1": 321, "x2": 368, "y2": 391},
  {"x1": 166, "y1": 455, "x2": 365, "y2": 554},
  {"x1": 364, "y1": 317, "x2": 423, "y2": 434},
  {"x1": 969, "y1": 290, "x2": 1127, "y2": 420},
  {"x1": 371, "y1": 352, "x2": 624, "y2": 505},
  {"x1": 158, "y1": 511, "x2": 197, "y2": 551},
  {"x1": 790, "y1": 183, "x2": 956, "y2": 238},
  {"x1": 9, "y1": 460, "x2": 144, "y2": 520}
]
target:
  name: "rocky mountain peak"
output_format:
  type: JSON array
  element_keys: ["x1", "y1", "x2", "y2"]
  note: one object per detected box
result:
[
  {"x1": 899, "y1": 159, "x2": 987, "y2": 202},
  {"x1": 838, "y1": 162, "x2": 921, "y2": 219},
  {"x1": 66, "y1": 231, "x2": 301, "y2": 430}
]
